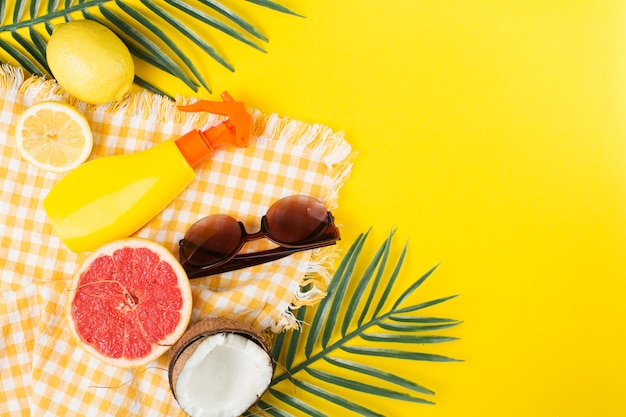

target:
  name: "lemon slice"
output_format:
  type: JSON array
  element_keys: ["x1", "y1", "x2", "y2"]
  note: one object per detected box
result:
[{"x1": 15, "y1": 101, "x2": 93, "y2": 173}]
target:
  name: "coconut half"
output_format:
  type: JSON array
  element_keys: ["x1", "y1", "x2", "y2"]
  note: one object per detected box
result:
[{"x1": 169, "y1": 318, "x2": 274, "y2": 417}]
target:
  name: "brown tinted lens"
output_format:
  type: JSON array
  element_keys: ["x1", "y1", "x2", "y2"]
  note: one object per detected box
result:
[
  {"x1": 182, "y1": 214, "x2": 243, "y2": 266},
  {"x1": 265, "y1": 195, "x2": 329, "y2": 243}
]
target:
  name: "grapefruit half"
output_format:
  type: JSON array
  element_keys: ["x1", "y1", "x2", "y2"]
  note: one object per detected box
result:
[{"x1": 66, "y1": 238, "x2": 193, "y2": 367}]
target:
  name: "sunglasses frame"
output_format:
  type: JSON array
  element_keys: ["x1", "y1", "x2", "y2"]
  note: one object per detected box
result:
[{"x1": 179, "y1": 210, "x2": 340, "y2": 278}]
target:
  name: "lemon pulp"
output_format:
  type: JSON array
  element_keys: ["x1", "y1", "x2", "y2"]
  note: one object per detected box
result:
[{"x1": 15, "y1": 101, "x2": 93, "y2": 172}]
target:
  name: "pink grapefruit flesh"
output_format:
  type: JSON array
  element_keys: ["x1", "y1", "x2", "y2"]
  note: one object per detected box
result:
[{"x1": 67, "y1": 238, "x2": 192, "y2": 367}]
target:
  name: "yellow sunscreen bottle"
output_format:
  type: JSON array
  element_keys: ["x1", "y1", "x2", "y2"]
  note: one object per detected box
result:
[{"x1": 43, "y1": 92, "x2": 252, "y2": 252}]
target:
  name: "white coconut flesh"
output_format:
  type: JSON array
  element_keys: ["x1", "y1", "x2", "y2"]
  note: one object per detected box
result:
[{"x1": 174, "y1": 332, "x2": 274, "y2": 417}]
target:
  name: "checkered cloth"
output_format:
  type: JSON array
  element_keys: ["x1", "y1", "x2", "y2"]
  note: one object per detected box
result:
[{"x1": 0, "y1": 64, "x2": 353, "y2": 416}]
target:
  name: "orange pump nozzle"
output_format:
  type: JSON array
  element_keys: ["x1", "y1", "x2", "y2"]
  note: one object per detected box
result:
[{"x1": 175, "y1": 92, "x2": 252, "y2": 167}]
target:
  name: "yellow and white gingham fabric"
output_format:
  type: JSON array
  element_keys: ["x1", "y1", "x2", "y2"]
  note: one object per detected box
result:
[{"x1": 0, "y1": 64, "x2": 353, "y2": 416}]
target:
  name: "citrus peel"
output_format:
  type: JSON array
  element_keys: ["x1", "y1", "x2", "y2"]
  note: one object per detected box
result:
[{"x1": 46, "y1": 20, "x2": 134, "y2": 105}]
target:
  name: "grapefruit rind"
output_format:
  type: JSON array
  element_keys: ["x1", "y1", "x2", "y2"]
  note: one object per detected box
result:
[{"x1": 66, "y1": 238, "x2": 192, "y2": 368}]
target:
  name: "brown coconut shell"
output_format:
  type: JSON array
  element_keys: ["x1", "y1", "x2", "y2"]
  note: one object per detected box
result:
[{"x1": 168, "y1": 317, "x2": 274, "y2": 401}]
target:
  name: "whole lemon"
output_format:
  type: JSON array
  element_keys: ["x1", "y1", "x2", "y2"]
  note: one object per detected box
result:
[{"x1": 46, "y1": 20, "x2": 134, "y2": 105}]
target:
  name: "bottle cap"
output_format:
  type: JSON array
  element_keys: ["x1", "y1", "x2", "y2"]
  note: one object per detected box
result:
[{"x1": 175, "y1": 92, "x2": 252, "y2": 167}]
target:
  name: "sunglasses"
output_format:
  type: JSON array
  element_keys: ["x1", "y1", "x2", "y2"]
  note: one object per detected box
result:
[{"x1": 179, "y1": 195, "x2": 340, "y2": 278}]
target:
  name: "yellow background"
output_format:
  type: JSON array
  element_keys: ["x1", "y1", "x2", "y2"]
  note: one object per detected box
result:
[{"x1": 152, "y1": 1, "x2": 624, "y2": 416}]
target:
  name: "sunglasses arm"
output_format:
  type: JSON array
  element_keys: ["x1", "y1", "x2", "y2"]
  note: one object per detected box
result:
[{"x1": 183, "y1": 240, "x2": 337, "y2": 279}]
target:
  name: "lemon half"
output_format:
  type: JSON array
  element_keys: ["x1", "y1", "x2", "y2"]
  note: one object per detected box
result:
[
  {"x1": 15, "y1": 101, "x2": 93, "y2": 173},
  {"x1": 46, "y1": 20, "x2": 134, "y2": 105}
]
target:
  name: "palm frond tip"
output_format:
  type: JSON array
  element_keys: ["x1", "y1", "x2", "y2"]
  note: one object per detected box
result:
[
  {"x1": 0, "y1": 0, "x2": 301, "y2": 97},
  {"x1": 263, "y1": 230, "x2": 463, "y2": 415}
]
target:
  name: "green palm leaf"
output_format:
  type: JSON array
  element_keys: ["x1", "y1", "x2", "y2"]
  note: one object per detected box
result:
[
  {"x1": 256, "y1": 231, "x2": 463, "y2": 416},
  {"x1": 0, "y1": 0, "x2": 301, "y2": 97}
]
